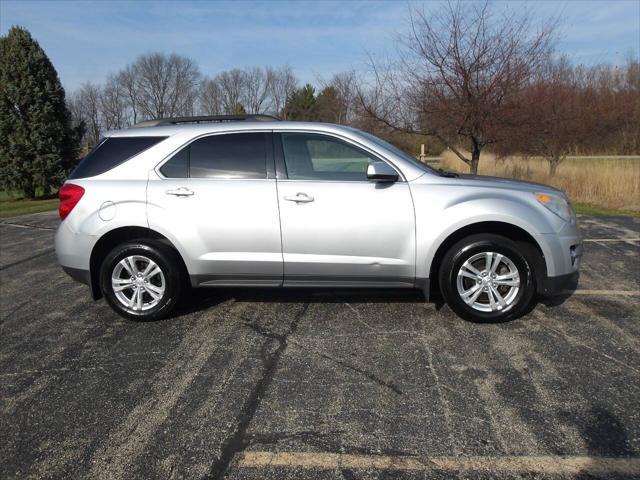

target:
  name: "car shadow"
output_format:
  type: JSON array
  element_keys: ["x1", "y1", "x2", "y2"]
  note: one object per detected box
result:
[
  {"x1": 170, "y1": 285, "x2": 567, "y2": 323},
  {"x1": 173, "y1": 286, "x2": 429, "y2": 317}
]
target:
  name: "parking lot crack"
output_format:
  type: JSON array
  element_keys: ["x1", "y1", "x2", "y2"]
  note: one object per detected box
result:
[
  {"x1": 0, "y1": 248, "x2": 55, "y2": 271},
  {"x1": 203, "y1": 303, "x2": 309, "y2": 480},
  {"x1": 289, "y1": 339, "x2": 403, "y2": 395},
  {"x1": 0, "y1": 221, "x2": 56, "y2": 231}
]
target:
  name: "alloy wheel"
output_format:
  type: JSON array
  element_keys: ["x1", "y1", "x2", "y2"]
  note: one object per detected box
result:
[
  {"x1": 111, "y1": 255, "x2": 166, "y2": 312},
  {"x1": 456, "y1": 251, "x2": 520, "y2": 312}
]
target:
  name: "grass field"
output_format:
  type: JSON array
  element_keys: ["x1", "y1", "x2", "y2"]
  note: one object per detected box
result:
[
  {"x1": 439, "y1": 152, "x2": 640, "y2": 215},
  {"x1": 0, "y1": 188, "x2": 59, "y2": 218},
  {"x1": 0, "y1": 198, "x2": 58, "y2": 218}
]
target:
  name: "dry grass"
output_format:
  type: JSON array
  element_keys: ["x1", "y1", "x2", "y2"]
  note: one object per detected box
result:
[{"x1": 439, "y1": 150, "x2": 640, "y2": 212}]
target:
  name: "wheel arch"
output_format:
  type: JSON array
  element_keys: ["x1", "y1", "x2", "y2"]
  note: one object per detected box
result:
[
  {"x1": 428, "y1": 221, "x2": 547, "y2": 297},
  {"x1": 89, "y1": 226, "x2": 188, "y2": 300}
]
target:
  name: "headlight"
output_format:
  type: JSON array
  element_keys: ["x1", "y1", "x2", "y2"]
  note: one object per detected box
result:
[{"x1": 534, "y1": 192, "x2": 574, "y2": 222}]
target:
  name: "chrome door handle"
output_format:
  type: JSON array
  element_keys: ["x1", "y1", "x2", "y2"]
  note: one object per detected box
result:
[
  {"x1": 284, "y1": 192, "x2": 314, "y2": 203},
  {"x1": 166, "y1": 187, "x2": 194, "y2": 197}
]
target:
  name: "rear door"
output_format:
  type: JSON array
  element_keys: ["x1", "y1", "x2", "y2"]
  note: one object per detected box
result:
[
  {"x1": 147, "y1": 131, "x2": 283, "y2": 286},
  {"x1": 275, "y1": 132, "x2": 416, "y2": 286}
]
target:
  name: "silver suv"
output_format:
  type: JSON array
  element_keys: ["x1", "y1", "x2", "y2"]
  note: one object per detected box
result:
[{"x1": 55, "y1": 115, "x2": 582, "y2": 322}]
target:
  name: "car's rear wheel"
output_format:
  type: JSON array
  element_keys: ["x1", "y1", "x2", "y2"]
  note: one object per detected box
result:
[
  {"x1": 438, "y1": 234, "x2": 536, "y2": 322},
  {"x1": 100, "y1": 240, "x2": 182, "y2": 321}
]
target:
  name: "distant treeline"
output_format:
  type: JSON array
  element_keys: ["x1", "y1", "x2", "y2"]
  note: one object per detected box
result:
[{"x1": 70, "y1": 49, "x2": 639, "y2": 176}]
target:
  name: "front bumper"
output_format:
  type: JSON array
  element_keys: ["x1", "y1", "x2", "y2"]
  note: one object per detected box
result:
[
  {"x1": 536, "y1": 218, "x2": 582, "y2": 295},
  {"x1": 539, "y1": 270, "x2": 579, "y2": 296}
]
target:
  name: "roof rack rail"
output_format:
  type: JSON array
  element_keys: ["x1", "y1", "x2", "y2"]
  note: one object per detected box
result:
[{"x1": 132, "y1": 114, "x2": 280, "y2": 128}]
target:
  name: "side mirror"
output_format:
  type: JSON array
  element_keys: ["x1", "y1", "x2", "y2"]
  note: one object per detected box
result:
[{"x1": 367, "y1": 161, "x2": 398, "y2": 182}]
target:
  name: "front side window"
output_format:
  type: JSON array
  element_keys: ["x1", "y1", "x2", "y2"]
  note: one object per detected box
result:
[
  {"x1": 160, "y1": 132, "x2": 268, "y2": 179},
  {"x1": 281, "y1": 133, "x2": 378, "y2": 181}
]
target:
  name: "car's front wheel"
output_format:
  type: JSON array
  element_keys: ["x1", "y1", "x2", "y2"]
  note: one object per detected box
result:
[
  {"x1": 438, "y1": 234, "x2": 536, "y2": 322},
  {"x1": 100, "y1": 240, "x2": 183, "y2": 321}
]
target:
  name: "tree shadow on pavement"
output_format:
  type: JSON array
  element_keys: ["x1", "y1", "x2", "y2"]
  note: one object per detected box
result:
[{"x1": 562, "y1": 405, "x2": 637, "y2": 480}]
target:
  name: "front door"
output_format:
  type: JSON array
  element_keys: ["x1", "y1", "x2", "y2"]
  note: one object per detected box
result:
[
  {"x1": 275, "y1": 132, "x2": 416, "y2": 287},
  {"x1": 147, "y1": 131, "x2": 283, "y2": 286}
]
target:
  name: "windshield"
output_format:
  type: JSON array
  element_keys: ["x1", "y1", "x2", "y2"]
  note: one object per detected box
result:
[{"x1": 355, "y1": 130, "x2": 435, "y2": 174}]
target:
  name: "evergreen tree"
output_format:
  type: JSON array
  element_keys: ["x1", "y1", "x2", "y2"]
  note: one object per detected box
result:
[
  {"x1": 316, "y1": 86, "x2": 342, "y2": 123},
  {"x1": 283, "y1": 84, "x2": 317, "y2": 120},
  {"x1": 0, "y1": 26, "x2": 82, "y2": 198}
]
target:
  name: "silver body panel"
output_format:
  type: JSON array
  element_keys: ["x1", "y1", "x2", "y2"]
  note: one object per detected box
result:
[
  {"x1": 55, "y1": 121, "x2": 581, "y2": 293},
  {"x1": 278, "y1": 180, "x2": 415, "y2": 285},
  {"x1": 147, "y1": 174, "x2": 283, "y2": 286}
]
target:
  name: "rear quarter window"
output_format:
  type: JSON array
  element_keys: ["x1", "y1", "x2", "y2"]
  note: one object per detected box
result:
[{"x1": 68, "y1": 136, "x2": 167, "y2": 179}]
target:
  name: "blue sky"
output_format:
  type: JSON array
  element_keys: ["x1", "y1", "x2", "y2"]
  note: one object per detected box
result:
[{"x1": 1, "y1": 0, "x2": 638, "y2": 92}]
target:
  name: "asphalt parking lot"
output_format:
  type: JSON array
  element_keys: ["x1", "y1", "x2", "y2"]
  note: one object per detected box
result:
[{"x1": 1, "y1": 211, "x2": 638, "y2": 479}]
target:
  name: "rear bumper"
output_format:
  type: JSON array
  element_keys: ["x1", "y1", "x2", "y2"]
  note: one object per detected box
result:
[
  {"x1": 56, "y1": 222, "x2": 99, "y2": 298},
  {"x1": 55, "y1": 221, "x2": 96, "y2": 270},
  {"x1": 62, "y1": 266, "x2": 91, "y2": 286}
]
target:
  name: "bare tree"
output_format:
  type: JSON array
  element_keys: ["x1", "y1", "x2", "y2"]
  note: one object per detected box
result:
[
  {"x1": 266, "y1": 65, "x2": 297, "y2": 118},
  {"x1": 319, "y1": 70, "x2": 358, "y2": 124},
  {"x1": 619, "y1": 57, "x2": 640, "y2": 154},
  {"x1": 508, "y1": 58, "x2": 593, "y2": 174},
  {"x1": 498, "y1": 57, "x2": 636, "y2": 174},
  {"x1": 216, "y1": 69, "x2": 246, "y2": 114},
  {"x1": 362, "y1": 1, "x2": 556, "y2": 174},
  {"x1": 116, "y1": 65, "x2": 140, "y2": 124},
  {"x1": 241, "y1": 67, "x2": 269, "y2": 113},
  {"x1": 134, "y1": 53, "x2": 201, "y2": 119},
  {"x1": 70, "y1": 82, "x2": 102, "y2": 148},
  {"x1": 101, "y1": 74, "x2": 129, "y2": 130},
  {"x1": 200, "y1": 77, "x2": 223, "y2": 115}
]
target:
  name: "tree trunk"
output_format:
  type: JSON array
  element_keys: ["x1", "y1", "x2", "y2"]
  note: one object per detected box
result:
[
  {"x1": 23, "y1": 182, "x2": 35, "y2": 199},
  {"x1": 470, "y1": 144, "x2": 481, "y2": 175},
  {"x1": 549, "y1": 155, "x2": 562, "y2": 176}
]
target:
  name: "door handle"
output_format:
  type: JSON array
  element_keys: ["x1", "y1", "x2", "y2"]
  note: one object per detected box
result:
[
  {"x1": 284, "y1": 192, "x2": 314, "y2": 203},
  {"x1": 166, "y1": 187, "x2": 194, "y2": 197}
]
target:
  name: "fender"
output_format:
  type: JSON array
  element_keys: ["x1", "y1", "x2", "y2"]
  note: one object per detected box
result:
[{"x1": 412, "y1": 189, "x2": 558, "y2": 280}]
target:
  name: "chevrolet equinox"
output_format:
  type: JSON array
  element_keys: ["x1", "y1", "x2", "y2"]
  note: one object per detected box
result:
[{"x1": 55, "y1": 115, "x2": 582, "y2": 322}]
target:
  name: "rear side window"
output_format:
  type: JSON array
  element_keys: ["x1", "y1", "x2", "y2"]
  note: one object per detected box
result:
[
  {"x1": 160, "y1": 133, "x2": 268, "y2": 179},
  {"x1": 159, "y1": 148, "x2": 188, "y2": 178},
  {"x1": 68, "y1": 136, "x2": 167, "y2": 179}
]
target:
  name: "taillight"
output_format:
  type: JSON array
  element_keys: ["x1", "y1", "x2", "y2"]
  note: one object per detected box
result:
[{"x1": 59, "y1": 183, "x2": 85, "y2": 220}]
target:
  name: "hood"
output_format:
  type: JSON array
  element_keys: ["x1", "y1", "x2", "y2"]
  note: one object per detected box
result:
[{"x1": 441, "y1": 173, "x2": 563, "y2": 195}]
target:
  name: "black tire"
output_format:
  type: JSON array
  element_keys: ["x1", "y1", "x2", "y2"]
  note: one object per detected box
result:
[
  {"x1": 438, "y1": 234, "x2": 536, "y2": 322},
  {"x1": 100, "y1": 240, "x2": 183, "y2": 321}
]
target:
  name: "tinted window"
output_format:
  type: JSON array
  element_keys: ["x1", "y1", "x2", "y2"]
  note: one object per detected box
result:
[
  {"x1": 189, "y1": 133, "x2": 267, "y2": 179},
  {"x1": 281, "y1": 133, "x2": 377, "y2": 181},
  {"x1": 68, "y1": 136, "x2": 166, "y2": 179},
  {"x1": 159, "y1": 148, "x2": 188, "y2": 178},
  {"x1": 357, "y1": 129, "x2": 432, "y2": 173}
]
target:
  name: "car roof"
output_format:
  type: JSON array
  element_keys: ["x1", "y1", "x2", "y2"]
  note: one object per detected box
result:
[{"x1": 105, "y1": 121, "x2": 357, "y2": 138}]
